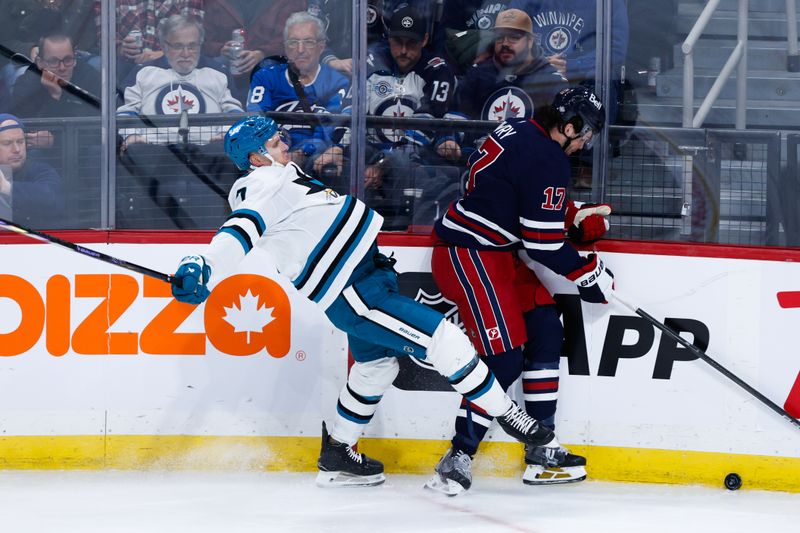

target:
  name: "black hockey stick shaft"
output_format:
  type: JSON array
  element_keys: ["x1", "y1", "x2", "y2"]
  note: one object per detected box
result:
[
  {"x1": 0, "y1": 218, "x2": 176, "y2": 285},
  {"x1": 614, "y1": 294, "x2": 800, "y2": 431}
]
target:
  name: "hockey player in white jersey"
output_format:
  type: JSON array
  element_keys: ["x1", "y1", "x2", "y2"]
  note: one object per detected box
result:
[{"x1": 170, "y1": 115, "x2": 567, "y2": 487}]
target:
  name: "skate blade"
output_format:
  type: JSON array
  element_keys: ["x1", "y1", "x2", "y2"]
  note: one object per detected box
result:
[
  {"x1": 315, "y1": 470, "x2": 385, "y2": 488},
  {"x1": 423, "y1": 474, "x2": 466, "y2": 496},
  {"x1": 522, "y1": 465, "x2": 587, "y2": 485}
]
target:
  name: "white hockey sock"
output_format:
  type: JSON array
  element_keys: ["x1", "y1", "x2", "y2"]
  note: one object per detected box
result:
[
  {"x1": 330, "y1": 358, "x2": 399, "y2": 446},
  {"x1": 447, "y1": 357, "x2": 513, "y2": 417},
  {"x1": 424, "y1": 320, "x2": 513, "y2": 417}
]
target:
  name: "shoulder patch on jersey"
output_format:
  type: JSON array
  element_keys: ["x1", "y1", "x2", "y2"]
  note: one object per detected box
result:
[
  {"x1": 236, "y1": 187, "x2": 247, "y2": 201},
  {"x1": 426, "y1": 57, "x2": 447, "y2": 69},
  {"x1": 292, "y1": 166, "x2": 329, "y2": 195}
]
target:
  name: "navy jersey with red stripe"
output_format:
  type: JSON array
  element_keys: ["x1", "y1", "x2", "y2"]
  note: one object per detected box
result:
[{"x1": 434, "y1": 117, "x2": 584, "y2": 276}]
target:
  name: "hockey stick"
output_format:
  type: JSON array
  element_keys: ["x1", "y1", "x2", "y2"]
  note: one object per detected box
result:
[
  {"x1": 0, "y1": 218, "x2": 176, "y2": 285},
  {"x1": 613, "y1": 294, "x2": 800, "y2": 431}
]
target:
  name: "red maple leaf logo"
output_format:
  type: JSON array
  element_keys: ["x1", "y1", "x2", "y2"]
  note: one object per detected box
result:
[
  {"x1": 492, "y1": 101, "x2": 521, "y2": 117},
  {"x1": 166, "y1": 94, "x2": 196, "y2": 113}
]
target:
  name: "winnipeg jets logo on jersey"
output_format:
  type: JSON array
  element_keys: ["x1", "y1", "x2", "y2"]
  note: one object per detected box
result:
[
  {"x1": 482, "y1": 87, "x2": 534, "y2": 121},
  {"x1": 370, "y1": 75, "x2": 423, "y2": 144},
  {"x1": 532, "y1": 11, "x2": 584, "y2": 56},
  {"x1": 477, "y1": 15, "x2": 493, "y2": 29},
  {"x1": 466, "y1": 3, "x2": 508, "y2": 30},
  {"x1": 155, "y1": 83, "x2": 206, "y2": 114},
  {"x1": 546, "y1": 27, "x2": 571, "y2": 53}
]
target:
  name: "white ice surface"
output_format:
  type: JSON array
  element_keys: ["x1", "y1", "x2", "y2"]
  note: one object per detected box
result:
[{"x1": 0, "y1": 471, "x2": 798, "y2": 533}]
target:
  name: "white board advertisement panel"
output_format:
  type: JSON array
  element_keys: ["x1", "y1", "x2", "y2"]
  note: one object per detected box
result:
[{"x1": 0, "y1": 241, "x2": 798, "y2": 459}]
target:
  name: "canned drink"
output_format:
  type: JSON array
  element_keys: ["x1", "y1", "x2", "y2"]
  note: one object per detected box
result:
[
  {"x1": 128, "y1": 28, "x2": 143, "y2": 49},
  {"x1": 229, "y1": 41, "x2": 243, "y2": 60},
  {"x1": 229, "y1": 41, "x2": 243, "y2": 74},
  {"x1": 231, "y1": 28, "x2": 246, "y2": 44}
]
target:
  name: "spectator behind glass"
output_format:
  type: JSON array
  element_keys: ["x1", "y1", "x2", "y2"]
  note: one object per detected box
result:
[
  {"x1": 341, "y1": 5, "x2": 461, "y2": 228},
  {"x1": 202, "y1": 0, "x2": 306, "y2": 83},
  {"x1": 117, "y1": 14, "x2": 243, "y2": 148},
  {"x1": 509, "y1": 0, "x2": 629, "y2": 84},
  {"x1": 246, "y1": 11, "x2": 349, "y2": 179},
  {"x1": 510, "y1": 0, "x2": 628, "y2": 188},
  {"x1": 10, "y1": 32, "x2": 101, "y2": 150},
  {"x1": 366, "y1": 0, "x2": 437, "y2": 46},
  {"x1": 0, "y1": 114, "x2": 65, "y2": 229},
  {"x1": 457, "y1": 8, "x2": 566, "y2": 151},
  {"x1": 306, "y1": 0, "x2": 353, "y2": 76},
  {"x1": 1, "y1": 1, "x2": 98, "y2": 99},
  {"x1": 430, "y1": 0, "x2": 513, "y2": 75},
  {"x1": 304, "y1": 0, "x2": 437, "y2": 77},
  {"x1": 108, "y1": 0, "x2": 205, "y2": 65}
]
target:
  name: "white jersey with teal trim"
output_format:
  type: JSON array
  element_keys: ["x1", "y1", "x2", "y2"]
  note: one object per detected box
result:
[{"x1": 203, "y1": 161, "x2": 384, "y2": 310}]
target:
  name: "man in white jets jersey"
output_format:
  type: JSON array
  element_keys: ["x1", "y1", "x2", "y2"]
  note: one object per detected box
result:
[{"x1": 170, "y1": 115, "x2": 563, "y2": 488}]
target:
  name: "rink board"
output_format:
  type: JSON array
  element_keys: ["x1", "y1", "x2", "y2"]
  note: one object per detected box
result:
[{"x1": 0, "y1": 234, "x2": 799, "y2": 491}]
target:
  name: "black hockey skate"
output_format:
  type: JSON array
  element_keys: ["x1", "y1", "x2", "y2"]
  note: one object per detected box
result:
[
  {"x1": 496, "y1": 402, "x2": 555, "y2": 447},
  {"x1": 316, "y1": 422, "x2": 385, "y2": 488},
  {"x1": 423, "y1": 447, "x2": 472, "y2": 496},
  {"x1": 523, "y1": 439, "x2": 587, "y2": 485}
]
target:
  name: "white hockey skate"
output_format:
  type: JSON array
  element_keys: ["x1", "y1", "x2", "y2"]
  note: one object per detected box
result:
[
  {"x1": 316, "y1": 422, "x2": 385, "y2": 488},
  {"x1": 522, "y1": 438, "x2": 587, "y2": 485},
  {"x1": 424, "y1": 447, "x2": 472, "y2": 496}
]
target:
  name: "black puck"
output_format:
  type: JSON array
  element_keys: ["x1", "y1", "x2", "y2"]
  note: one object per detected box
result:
[{"x1": 724, "y1": 473, "x2": 742, "y2": 491}]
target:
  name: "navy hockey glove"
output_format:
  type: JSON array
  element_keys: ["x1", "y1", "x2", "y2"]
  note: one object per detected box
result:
[
  {"x1": 565, "y1": 201, "x2": 611, "y2": 244},
  {"x1": 171, "y1": 255, "x2": 211, "y2": 304},
  {"x1": 566, "y1": 253, "x2": 614, "y2": 304}
]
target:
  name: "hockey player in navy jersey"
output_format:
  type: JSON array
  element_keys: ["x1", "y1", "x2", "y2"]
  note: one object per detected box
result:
[
  {"x1": 169, "y1": 114, "x2": 576, "y2": 488},
  {"x1": 425, "y1": 86, "x2": 614, "y2": 495},
  {"x1": 246, "y1": 12, "x2": 349, "y2": 179}
]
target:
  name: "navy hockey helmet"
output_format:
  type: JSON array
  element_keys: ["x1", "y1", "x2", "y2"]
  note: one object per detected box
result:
[
  {"x1": 224, "y1": 115, "x2": 279, "y2": 170},
  {"x1": 552, "y1": 86, "x2": 605, "y2": 148}
]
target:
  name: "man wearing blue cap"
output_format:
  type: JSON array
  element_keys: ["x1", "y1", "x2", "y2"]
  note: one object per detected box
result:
[{"x1": 0, "y1": 114, "x2": 64, "y2": 228}]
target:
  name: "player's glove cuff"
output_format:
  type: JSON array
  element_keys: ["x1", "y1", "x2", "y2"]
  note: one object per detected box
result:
[
  {"x1": 171, "y1": 255, "x2": 212, "y2": 305},
  {"x1": 566, "y1": 253, "x2": 614, "y2": 304}
]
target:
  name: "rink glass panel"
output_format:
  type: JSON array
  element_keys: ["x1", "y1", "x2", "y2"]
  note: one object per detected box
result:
[{"x1": 0, "y1": 1, "x2": 796, "y2": 247}]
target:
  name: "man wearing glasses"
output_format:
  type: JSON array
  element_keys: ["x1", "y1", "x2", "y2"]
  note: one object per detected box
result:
[
  {"x1": 246, "y1": 11, "x2": 349, "y2": 182},
  {"x1": 456, "y1": 9, "x2": 566, "y2": 145},
  {"x1": 117, "y1": 14, "x2": 243, "y2": 230},
  {"x1": 10, "y1": 31, "x2": 101, "y2": 149},
  {"x1": 118, "y1": 14, "x2": 243, "y2": 148}
]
